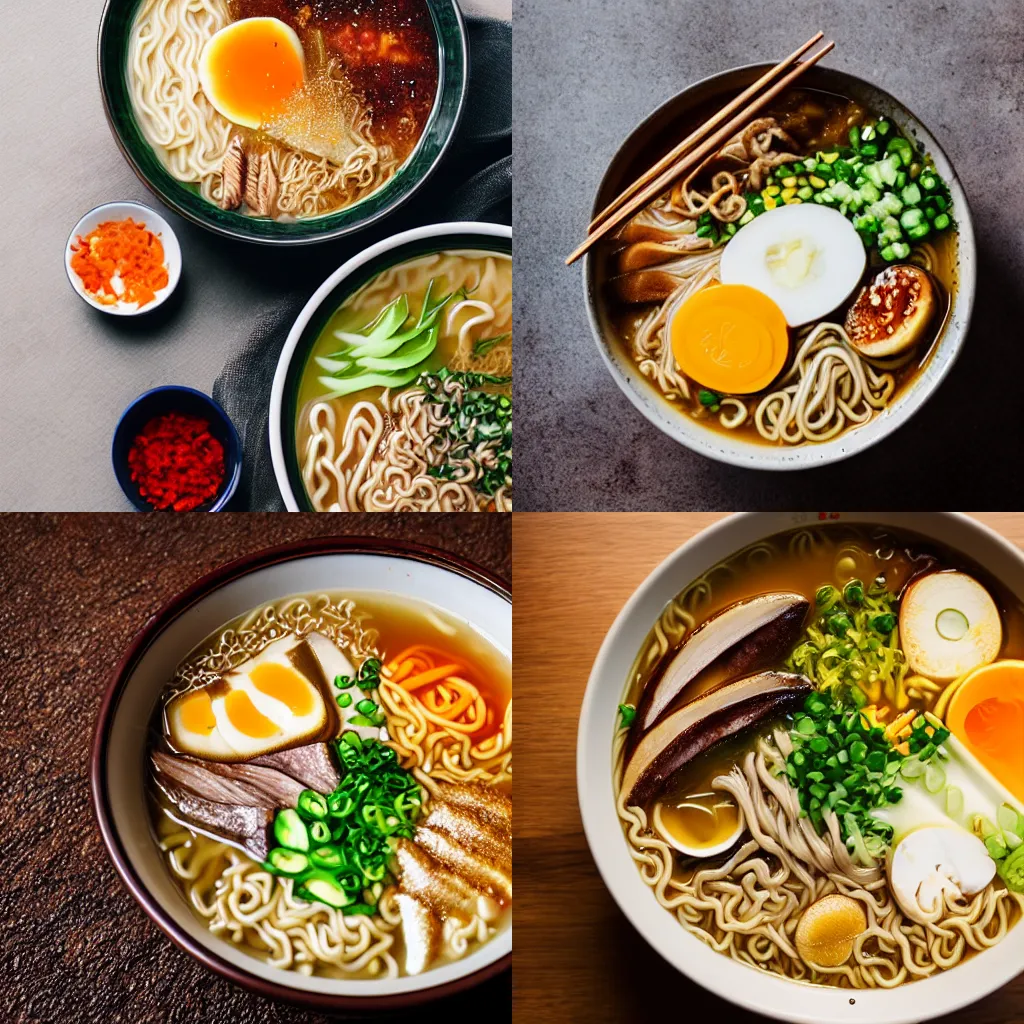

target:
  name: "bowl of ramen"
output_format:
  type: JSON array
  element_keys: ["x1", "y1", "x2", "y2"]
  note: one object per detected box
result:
[
  {"x1": 91, "y1": 537, "x2": 511, "y2": 1009},
  {"x1": 97, "y1": 0, "x2": 467, "y2": 243},
  {"x1": 578, "y1": 513, "x2": 1024, "y2": 1023},
  {"x1": 584, "y1": 65, "x2": 976, "y2": 468},
  {"x1": 270, "y1": 221, "x2": 512, "y2": 511}
]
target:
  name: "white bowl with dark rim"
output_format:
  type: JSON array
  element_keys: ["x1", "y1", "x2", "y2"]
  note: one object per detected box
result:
[
  {"x1": 90, "y1": 537, "x2": 511, "y2": 1011},
  {"x1": 577, "y1": 512, "x2": 1024, "y2": 1024},
  {"x1": 582, "y1": 65, "x2": 976, "y2": 470},
  {"x1": 268, "y1": 221, "x2": 512, "y2": 510}
]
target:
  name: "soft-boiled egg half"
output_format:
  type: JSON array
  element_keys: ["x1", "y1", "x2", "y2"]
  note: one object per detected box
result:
[
  {"x1": 165, "y1": 634, "x2": 337, "y2": 760},
  {"x1": 669, "y1": 283, "x2": 789, "y2": 394},
  {"x1": 199, "y1": 17, "x2": 305, "y2": 130},
  {"x1": 720, "y1": 204, "x2": 866, "y2": 327}
]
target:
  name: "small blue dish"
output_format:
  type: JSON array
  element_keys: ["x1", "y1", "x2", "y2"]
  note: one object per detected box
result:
[{"x1": 112, "y1": 386, "x2": 241, "y2": 511}]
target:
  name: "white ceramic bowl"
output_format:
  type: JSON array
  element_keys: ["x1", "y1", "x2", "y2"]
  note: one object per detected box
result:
[
  {"x1": 268, "y1": 221, "x2": 512, "y2": 510},
  {"x1": 577, "y1": 512, "x2": 1024, "y2": 1024},
  {"x1": 91, "y1": 539, "x2": 511, "y2": 1011},
  {"x1": 583, "y1": 65, "x2": 976, "y2": 470},
  {"x1": 65, "y1": 201, "x2": 182, "y2": 315}
]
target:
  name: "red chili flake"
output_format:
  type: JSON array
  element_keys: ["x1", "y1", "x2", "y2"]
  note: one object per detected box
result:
[{"x1": 127, "y1": 411, "x2": 226, "y2": 512}]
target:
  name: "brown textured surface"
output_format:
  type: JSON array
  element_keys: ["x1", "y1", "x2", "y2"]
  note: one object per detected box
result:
[
  {"x1": 0, "y1": 514, "x2": 510, "y2": 1024},
  {"x1": 513, "y1": 513, "x2": 1024, "y2": 1024}
]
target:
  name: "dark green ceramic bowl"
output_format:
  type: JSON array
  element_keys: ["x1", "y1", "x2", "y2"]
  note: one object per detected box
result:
[{"x1": 97, "y1": 0, "x2": 468, "y2": 245}]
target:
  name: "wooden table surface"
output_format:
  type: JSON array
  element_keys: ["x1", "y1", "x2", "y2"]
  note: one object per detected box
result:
[
  {"x1": 0, "y1": 513, "x2": 510, "y2": 1024},
  {"x1": 512, "y1": 512, "x2": 1024, "y2": 1024}
]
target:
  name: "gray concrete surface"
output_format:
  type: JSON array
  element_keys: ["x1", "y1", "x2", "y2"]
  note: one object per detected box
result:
[
  {"x1": 0, "y1": 0, "x2": 506, "y2": 511},
  {"x1": 515, "y1": 0, "x2": 1024, "y2": 510}
]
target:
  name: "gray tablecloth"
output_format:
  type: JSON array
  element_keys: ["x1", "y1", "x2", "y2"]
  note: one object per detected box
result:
[{"x1": 0, "y1": 0, "x2": 508, "y2": 510}]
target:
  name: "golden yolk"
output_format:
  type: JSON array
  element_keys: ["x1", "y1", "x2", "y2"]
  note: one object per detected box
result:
[
  {"x1": 178, "y1": 691, "x2": 217, "y2": 735},
  {"x1": 669, "y1": 283, "x2": 789, "y2": 395},
  {"x1": 795, "y1": 894, "x2": 866, "y2": 967},
  {"x1": 947, "y1": 660, "x2": 1024, "y2": 800},
  {"x1": 965, "y1": 697, "x2": 1024, "y2": 764},
  {"x1": 201, "y1": 18, "x2": 305, "y2": 130},
  {"x1": 224, "y1": 688, "x2": 281, "y2": 738},
  {"x1": 249, "y1": 663, "x2": 314, "y2": 715}
]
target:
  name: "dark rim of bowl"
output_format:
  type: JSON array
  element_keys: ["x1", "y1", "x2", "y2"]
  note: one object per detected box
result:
[
  {"x1": 90, "y1": 536, "x2": 510, "y2": 1010},
  {"x1": 280, "y1": 233, "x2": 514, "y2": 509},
  {"x1": 111, "y1": 385, "x2": 242, "y2": 511},
  {"x1": 581, "y1": 61, "x2": 977, "y2": 471},
  {"x1": 96, "y1": 0, "x2": 468, "y2": 245}
]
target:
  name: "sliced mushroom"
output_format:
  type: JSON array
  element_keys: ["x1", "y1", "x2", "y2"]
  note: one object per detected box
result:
[
  {"x1": 634, "y1": 592, "x2": 809, "y2": 733},
  {"x1": 622, "y1": 670, "x2": 812, "y2": 806},
  {"x1": 899, "y1": 571, "x2": 1002, "y2": 681}
]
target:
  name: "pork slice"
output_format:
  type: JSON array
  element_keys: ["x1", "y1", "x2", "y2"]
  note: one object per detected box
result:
[
  {"x1": 152, "y1": 751, "x2": 305, "y2": 807},
  {"x1": 158, "y1": 781, "x2": 274, "y2": 862},
  {"x1": 249, "y1": 743, "x2": 340, "y2": 794}
]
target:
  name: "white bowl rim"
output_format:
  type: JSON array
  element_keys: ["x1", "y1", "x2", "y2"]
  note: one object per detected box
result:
[
  {"x1": 91, "y1": 537, "x2": 511, "y2": 1010},
  {"x1": 577, "y1": 512, "x2": 1024, "y2": 1024},
  {"x1": 581, "y1": 63, "x2": 977, "y2": 471},
  {"x1": 65, "y1": 200, "x2": 182, "y2": 316},
  {"x1": 268, "y1": 221, "x2": 513, "y2": 510}
]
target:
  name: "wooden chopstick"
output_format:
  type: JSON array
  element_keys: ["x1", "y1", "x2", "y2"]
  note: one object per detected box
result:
[
  {"x1": 565, "y1": 39, "x2": 835, "y2": 267},
  {"x1": 588, "y1": 33, "x2": 824, "y2": 232}
]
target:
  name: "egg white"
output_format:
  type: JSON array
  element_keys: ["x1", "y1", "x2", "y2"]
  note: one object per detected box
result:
[{"x1": 720, "y1": 204, "x2": 866, "y2": 327}]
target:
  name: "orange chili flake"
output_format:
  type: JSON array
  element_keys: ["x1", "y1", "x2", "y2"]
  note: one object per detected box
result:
[{"x1": 70, "y1": 217, "x2": 169, "y2": 309}]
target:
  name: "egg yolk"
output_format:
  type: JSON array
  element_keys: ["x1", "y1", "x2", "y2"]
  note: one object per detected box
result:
[
  {"x1": 250, "y1": 663, "x2": 315, "y2": 715},
  {"x1": 224, "y1": 689, "x2": 281, "y2": 738},
  {"x1": 947, "y1": 660, "x2": 1024, "y2": 800},
  {"x1": 670, "y1": 284, "x2": 789, "y2": 395},
  {"x1": 178, "y1": 691, "x2": 217, "y2": 736},
  {"x1": 202, "y1": 18, "x2": 305, "y2": 129}
]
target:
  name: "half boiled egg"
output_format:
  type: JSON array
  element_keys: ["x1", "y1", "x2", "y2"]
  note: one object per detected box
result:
[
  {"x1": 720, "y1": 204, "x2": 866, "y2": 326},
  {"x1": 899, "y1": 571, "x2": 1002, "y2": 682},
  {"x1": 165, "y1": 633, "x2": 337, "y2": 760},
  {"x1": 199, "y1": 17, "x2": 305, "y2": 130},
  {"x1": 669, "y1": 283, "x2": 789, "y2": 394}
]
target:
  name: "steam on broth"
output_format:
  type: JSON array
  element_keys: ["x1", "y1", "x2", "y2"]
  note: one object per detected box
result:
[
  {"x1": 615, "y1": 525, "x2": 1024, "y2": 988},
  {"x1": 150, "y1": 590, "x2": 511, "y2": 979},
  {"x1": 595, "y1": 88, "x2": 959, "y2": 447}
]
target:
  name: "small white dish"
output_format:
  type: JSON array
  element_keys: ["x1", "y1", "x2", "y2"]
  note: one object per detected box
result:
[{"x1": 65, "y1": 201, "x2": 181, "y2": 316}]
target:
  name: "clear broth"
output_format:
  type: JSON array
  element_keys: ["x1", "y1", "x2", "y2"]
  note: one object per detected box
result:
[{"x1": 149, "y1": 590, "x2": 511, "y2": 980}]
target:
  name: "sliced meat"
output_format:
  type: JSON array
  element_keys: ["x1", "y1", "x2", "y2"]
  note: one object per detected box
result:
[
  {"x1": 416, "y1": 825, "x2": 512, "y2": 903},
  {"x1": 423, "y1": 802, "x2": 511, "y2": 874},
  {"x1": 395, "y1": 892, "x2": 441, "y2": 975},
  {"x1": 158, "y1": 781, "x2": 274, "y2": 861},
  {"x1": 250, "y1": 743, "x2": 340, "y2": 794},
  {"x1": 152, "y1": 751, "x2": 305, "y2": 808},
  {"x1": 394, "y1": 839, "x2": 499, "y2": 924},
  {"x1": 431, "y1": 780, "x2": 511, "y2": 838}
]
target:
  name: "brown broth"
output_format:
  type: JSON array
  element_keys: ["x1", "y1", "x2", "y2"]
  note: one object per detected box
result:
[
  {"x1": 596, "y1": 88, "x2": 959, "y2": 446},
  {"x1": 232, "y1": 0, "x2": 438, "y2": 166},
  {"x1": 621, "y1": 524, "x2": 1024, "y2": 978},
  {"x1": 625, "y1": 523, "x2": 1024, "y2": 848}
]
